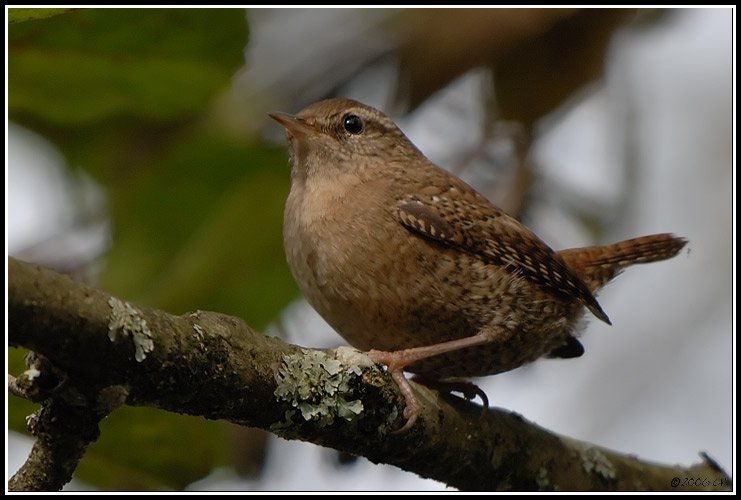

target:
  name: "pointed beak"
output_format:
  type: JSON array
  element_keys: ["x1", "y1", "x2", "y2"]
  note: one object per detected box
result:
[{"x1": 268, "y1": 111, "x2": 317, "y2": 137}]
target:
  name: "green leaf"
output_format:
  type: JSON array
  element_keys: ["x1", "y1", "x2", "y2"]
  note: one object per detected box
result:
[
  {"x1": 10, "y1": 50, "x2": 234, "y2": 125},
  {"x1": 8, "y1": 8, "x2": 76, "y2": 24},
  {"x1": 8, "y1": 8, "x2": 248, "y2": 126}
]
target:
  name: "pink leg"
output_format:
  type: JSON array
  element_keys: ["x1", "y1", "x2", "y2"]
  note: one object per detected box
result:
[{"x1": 369, "y1": 329, "x2": 506, "y2": 432}]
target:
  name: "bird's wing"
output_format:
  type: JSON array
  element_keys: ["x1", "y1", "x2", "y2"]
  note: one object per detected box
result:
[{"x1": 395, "y1": 196, "x2": 611, "y2": 324}]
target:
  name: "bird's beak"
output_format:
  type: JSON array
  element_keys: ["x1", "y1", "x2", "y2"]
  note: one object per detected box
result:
[{"x1": 268, "y1": 112, "x2": 317, "y2": 137}]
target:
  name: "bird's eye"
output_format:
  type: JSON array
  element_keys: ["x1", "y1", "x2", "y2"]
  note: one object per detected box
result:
[{"x1": 342, "y1": 114, "x2": 364, "y2": 134}]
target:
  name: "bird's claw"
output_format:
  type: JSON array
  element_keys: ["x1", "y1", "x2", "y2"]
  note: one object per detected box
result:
[{"x1": 369, "y1": 349, "x2": 422, "y2": 433}]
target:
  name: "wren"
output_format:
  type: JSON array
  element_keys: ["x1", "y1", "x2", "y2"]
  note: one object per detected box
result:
[{"x1": 270, "y1": 98, "x2": 687, "y2": 431}]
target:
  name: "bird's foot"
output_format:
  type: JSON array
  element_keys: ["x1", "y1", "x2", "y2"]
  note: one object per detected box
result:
[
  {"x1": 368, "y1": 349, "x2": 421, "y2": 433},
  {"x1": 412, "y1": 376, "x2": 489, "y2": 409},
  {"x1": 368, "y1": 332, "x2": 498, "y2": 432}
]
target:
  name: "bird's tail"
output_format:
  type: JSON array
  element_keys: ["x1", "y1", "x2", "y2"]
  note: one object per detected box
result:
[{"x1": 558, "y1": 233, "x2": 688, "y2": 293}]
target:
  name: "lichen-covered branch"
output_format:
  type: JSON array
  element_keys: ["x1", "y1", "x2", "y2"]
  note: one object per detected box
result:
[{"x1": 7, "y1": 257, "x2": 732, "y2": 491}]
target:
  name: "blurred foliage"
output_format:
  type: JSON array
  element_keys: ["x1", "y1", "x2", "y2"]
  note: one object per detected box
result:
[
  {"x1": 9, "y1": 8, "x2": 246, "y2": 126},
  {"x1": 397, "y1": 8, "x2": 574, "y2": 112},
  {"x1": 8, "y1": 8, "x2": 76, "y2": 23},
  {"x1": 76, "y1": 407, "x2": 229, "y2": 490},
  {"x1": 7, "y1": 7, "x2": 294, "y2": 490},
  {"x1": 492, "y1": 9, "x2": 638, "y2": 125},
  {"x1": 397, "y1": 8, "x2": 649, "y2": 126}
]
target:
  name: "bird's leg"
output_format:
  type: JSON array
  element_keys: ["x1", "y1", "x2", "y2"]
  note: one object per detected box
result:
[{"x1": 369, "y1": 328, "x2": 508, "y2": 432}]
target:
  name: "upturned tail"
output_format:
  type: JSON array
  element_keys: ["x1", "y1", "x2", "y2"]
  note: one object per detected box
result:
[{"x1": 558, "y1": 233, "x2": 688, "y2": 293}]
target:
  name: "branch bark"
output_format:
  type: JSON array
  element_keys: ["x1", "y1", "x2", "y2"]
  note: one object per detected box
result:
[
  {"x1": 7, "y1": 366, "x2": 127, "y2": 492},
  {"x1": 7, "y1": 257, "x2": 732, "y2": 491}
]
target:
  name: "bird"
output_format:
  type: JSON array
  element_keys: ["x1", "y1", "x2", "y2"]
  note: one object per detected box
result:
[{"x1": 269, "y1": 98, "x2": 687, "y2": 431}]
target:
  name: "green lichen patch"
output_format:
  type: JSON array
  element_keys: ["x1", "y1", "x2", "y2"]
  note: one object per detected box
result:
[
  {"x1": 580, "y1": 446, "x2": 617, "y2": 481},
  {"x1": 536, "y1": 465, "x2": 550, "y2": 490},
  {"x1": 273, "y1": 349, "x2": 365, "y2": 429},
  {"x1": 108, "y1": 297, "x2": 154, "y2": 362}
]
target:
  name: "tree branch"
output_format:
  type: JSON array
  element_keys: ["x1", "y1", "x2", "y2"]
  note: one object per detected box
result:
[
  {"x1": 7, "y1": 257, "x2": 732, "y2": 491},
  {"x1": 8, "y1": 361, "x2": 128, "y2": 492}
]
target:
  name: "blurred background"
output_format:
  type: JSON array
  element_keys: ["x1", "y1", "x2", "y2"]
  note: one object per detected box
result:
[{"x1": 6, "y1": 7, "x2": 733, "y2": 491}]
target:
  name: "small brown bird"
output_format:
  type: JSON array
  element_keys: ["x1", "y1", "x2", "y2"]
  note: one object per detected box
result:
[{"x1": 270, "y1": 98, "x2": 687, "y2": 431}]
